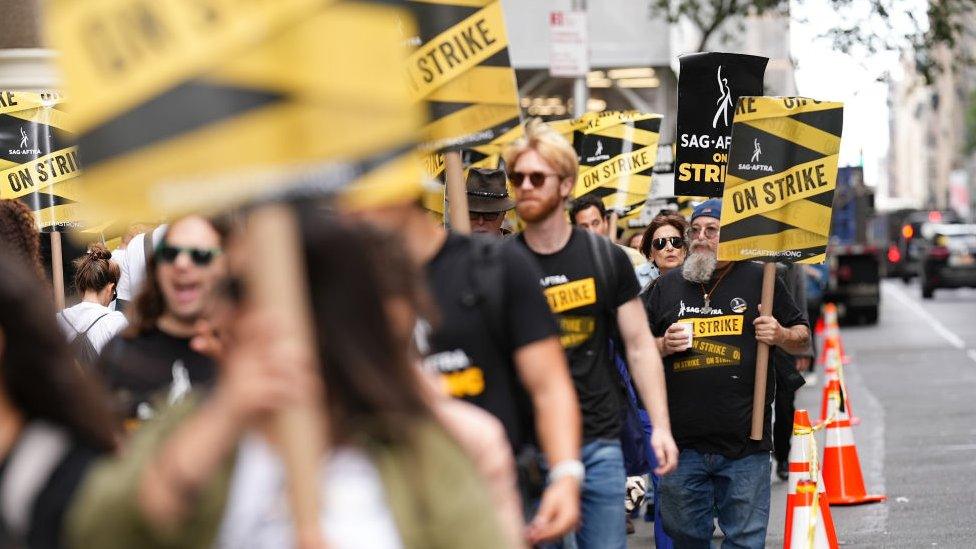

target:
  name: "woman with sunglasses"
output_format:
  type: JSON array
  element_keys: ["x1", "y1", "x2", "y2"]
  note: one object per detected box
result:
[
  {"x1": 57, "y1": 244, "x2": 128, "y2": 366},
  {"x1": 69, "y1": 216, "x2": 509, "y2": 549},
  {"x1": 639, "y1": 212, "x2": 690, "y2": 282},
  {"x1": 97, "y1": 215, "x2": 227, "y2": 425}
]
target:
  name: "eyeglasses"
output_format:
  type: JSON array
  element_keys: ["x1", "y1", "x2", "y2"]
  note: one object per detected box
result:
[
  {"x1": 508, "y1": 171, "x2": 558, "y2": 187},
  {"x1": 469, "y1": 211, "x2": 501, "y2": 222},
  {"x1": 652, "y1": 236, "x2": 686, "y2": 250},
  {"x1": 157, "y1": 245, "x2": 222, "y2": 267},
  {"x1": 685, "y1": 225, "x2": 720, "y2": 240}
]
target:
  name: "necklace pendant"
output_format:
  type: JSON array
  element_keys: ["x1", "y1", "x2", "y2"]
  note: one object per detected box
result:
[{"x1": 702, "y1": 296, "x2": 712, "y2": 314}]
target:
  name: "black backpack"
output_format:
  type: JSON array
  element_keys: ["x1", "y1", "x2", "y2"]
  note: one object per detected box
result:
[{"x1": 59, "y1": 311, "x2": 110, "y2": 368}]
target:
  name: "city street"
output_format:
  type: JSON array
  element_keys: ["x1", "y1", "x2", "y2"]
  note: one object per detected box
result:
[{"x1": 632, "y1": 279, "x2": 976, "y2": 547}]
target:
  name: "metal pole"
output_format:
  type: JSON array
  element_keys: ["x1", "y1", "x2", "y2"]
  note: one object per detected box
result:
[{"x1": 572, "y1": 0, "x2": 588, "y2": 117}]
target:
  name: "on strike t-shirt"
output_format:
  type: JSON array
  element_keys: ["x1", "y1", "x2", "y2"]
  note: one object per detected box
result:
[
  {"x1": 97, "y1": 328, "x2": 216, "y2": 420},
  {"x1": 644, "y1": 262, "x2": 807, "y2": 458},
  {"x1": 517, "y1": 228, "x2": 640, "y2": 442},
  {"x1": 422, "y1": 233, "x2": 558, "y2": 449}
]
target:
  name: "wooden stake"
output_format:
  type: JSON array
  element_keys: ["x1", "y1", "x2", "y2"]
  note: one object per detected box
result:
[
  {"x1": 51, "y1": 231, "x2": 65, "y2": 310},
  {"x1": 750, "y1": 261, "x2": 777, "y2": 440},
  {"x1": 245, "y1": 204, "x2": 326, "y2": 548},
  {"x1": 444, "y1": 151, "x2": 470, "y2": 234}
]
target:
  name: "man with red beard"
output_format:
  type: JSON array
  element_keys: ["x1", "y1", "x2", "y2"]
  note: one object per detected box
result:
[
  {"x1": 645, "y1": 198, "x2": 810, "y2": 547},
  {"x1": 505, "y1": 119, "x2": 678, "y2": 549}
]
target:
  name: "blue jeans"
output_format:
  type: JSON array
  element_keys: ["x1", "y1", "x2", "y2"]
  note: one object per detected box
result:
[
  {"x1": 659, "y1": 449, "x2": 771, "y2": 549},
  {"x1": 540, "y1": 439, "x2": 626, "y2": 549}
]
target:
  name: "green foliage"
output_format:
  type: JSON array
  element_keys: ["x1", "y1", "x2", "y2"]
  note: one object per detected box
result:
[{"x1": 650, "y1": 0, "x2": 976, "y2": 84}]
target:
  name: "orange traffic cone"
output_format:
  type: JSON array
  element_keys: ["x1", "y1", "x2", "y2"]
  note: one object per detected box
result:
[
  {"x1": 820, "y1": 304, "x2": 849, "y2": 364},
  {"x1": 821, "y1": 393, "x2": 885, "y2": 505},
  {"x1": 819, "y1": 346, "x2": 855, "y2": 423},
  {"x1": 783, "y1": 410, "x2": 838, "y2": 549},
  {"x1": 789, "y1": 481, "x2": 836, "y2": 549}
]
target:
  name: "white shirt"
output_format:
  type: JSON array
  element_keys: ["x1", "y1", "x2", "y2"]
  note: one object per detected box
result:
[
  {"x1": 57, "y1": 302, "x2": 128, "y2": 353},
  {"x1": 116, "y1": 225, "x2": 167, "y2": 302},
  {"x1": 216, "y1": 436, "x2": 402, "y2": 549}
]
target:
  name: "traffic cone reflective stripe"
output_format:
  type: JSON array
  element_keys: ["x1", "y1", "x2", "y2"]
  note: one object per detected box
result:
[
  {"x1": 789, "y1": 481, "x2": 835, "y2": 549},
  {"x1": 821, "y1": 400, "x2": 886, "y2": 505},
  {"x1": 783, "y1": 410, "x2": 838, "y2": 549},
  {"x1": 820, "y1": 348, "x2": 856, "y2": 424}
]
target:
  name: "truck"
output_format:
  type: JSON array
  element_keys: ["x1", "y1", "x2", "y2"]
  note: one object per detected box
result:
[{"x1": 825, "y1": 166, "x2": 881, "y2": 324}]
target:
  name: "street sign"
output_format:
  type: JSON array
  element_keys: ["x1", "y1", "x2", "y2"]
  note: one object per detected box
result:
[{"x1": 549, "y1": 10, "x2": 589, "y2": 78}]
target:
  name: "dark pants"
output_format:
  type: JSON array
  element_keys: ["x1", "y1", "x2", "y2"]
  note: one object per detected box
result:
[
  {"x1": 807, "y1": 301, "x2": 822, "y2": 370},
  {"x1": 773, "y1": 377, "x2": 796, "y2": 463}
]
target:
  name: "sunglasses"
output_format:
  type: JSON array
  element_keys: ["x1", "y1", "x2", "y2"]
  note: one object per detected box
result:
[
  {"x1": 508, "y1": 171, "x2": 558, "y2": 187},
  {"x1": 652, "y1": 236, "x2": 686, "y2": 250},
  {"x1": 469, "y1": 211, "x2": 502, "y2": 221},
  {"x1": 685, "y1": 225, "x2": 720, "y2": 240},
  {"x1": 157, "y1": 245, "x2": 222, "y2": 266}
]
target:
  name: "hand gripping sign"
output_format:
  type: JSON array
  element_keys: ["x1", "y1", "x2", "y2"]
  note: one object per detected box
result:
[
  {"x1": 718, "y1": 97, "x2": 844, "y2": 264},
  {"x1": 716, "y1": 96, "x2": 843, "y2": 440}
]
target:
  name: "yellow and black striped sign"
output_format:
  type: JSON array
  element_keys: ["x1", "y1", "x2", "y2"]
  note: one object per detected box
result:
[
  {"x1": 0, "y1": 91, "x2": 85, "y2": 231},
  {"x1": 47, "y1": 0, "x2": 424, "y2": 223},
  {"x1": 717, "y1": 97, "x2": 843, "y2": 264},
  {"x1": 406, "y1": 0, "x2": 521, "y2": 152},
  {"x1": 573, "y1": 111, "x2": 661, "y2": 225}
]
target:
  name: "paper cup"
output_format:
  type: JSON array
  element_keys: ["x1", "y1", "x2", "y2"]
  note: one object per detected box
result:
[{"x1": 678, "y1": 322, "x2": 694, "y2": 350}]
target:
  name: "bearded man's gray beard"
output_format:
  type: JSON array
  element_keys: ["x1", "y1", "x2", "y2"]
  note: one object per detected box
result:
[{"x1": 682, "y1": 248, "x2": 717, "y2": 283}]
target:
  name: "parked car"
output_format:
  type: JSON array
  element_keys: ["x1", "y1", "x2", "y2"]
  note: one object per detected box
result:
[{"x1": 919, "y1": 223, "x2": 976, "y2": 299}]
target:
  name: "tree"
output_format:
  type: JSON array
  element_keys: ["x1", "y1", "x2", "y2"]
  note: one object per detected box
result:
[{"x1": 649, "y1": 0, "x2": 976, "y2": 84}]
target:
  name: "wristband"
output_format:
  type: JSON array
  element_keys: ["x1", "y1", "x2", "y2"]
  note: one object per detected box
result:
[{"x1": 547, "y1": 459, "x2": 585, "y2": 484}]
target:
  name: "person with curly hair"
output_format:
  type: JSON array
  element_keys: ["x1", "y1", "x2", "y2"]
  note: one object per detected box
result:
[
  {"x1": 0, "y1": 242, "x2": 118, "y2": 549},
  {"x1": 0, "y1": 199, "x2": 45, "y2": 281}
]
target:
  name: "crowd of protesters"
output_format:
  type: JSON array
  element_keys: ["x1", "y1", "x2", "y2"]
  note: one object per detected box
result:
[{"x1": 0, "y1": 120, "x2": 815, "y2": 549}]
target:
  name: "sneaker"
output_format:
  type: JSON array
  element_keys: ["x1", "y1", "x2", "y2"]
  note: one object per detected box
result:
[{"x1": 776, "y1": 459, "x2": 789, "y2": 481}]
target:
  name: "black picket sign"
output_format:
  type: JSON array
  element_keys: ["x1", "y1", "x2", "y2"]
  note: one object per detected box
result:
[{"x1": 674, "y1": 52, "x2": 768, "y2": 197}]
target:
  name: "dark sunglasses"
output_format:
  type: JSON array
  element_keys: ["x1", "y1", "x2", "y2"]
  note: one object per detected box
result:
[
  {"x1": 508, "y1": 171, "x2": 557, "y2": 187},
  {"x1": 157, "y1": 245, "x2": 222, "y2": 266},
  {"x1": 652, "y1": 236, "x2": 686, "y2": 250},
  {"x1": 469, "y1": 211, "x2": 501, "y2": 221}
]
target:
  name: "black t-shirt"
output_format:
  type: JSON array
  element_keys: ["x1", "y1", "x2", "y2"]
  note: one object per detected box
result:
[
  {"x1": 98, "y1": 327, "x2": 216, "y2": 420},
  {"x1": 517, "y1": 228, "x2": 640, "y2": 442},
  {"x1": 644, "y1": 262, "x2": 807, "y2": 458},
  {"x1": 422, "y1": 233, "x2": 559, "y2": 449},
  {"x1": 0, "y1": 423, "x2": 103, "y2": 549}
]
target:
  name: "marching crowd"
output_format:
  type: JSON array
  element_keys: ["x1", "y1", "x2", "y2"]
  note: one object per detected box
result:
[{"x1": 0, "y1": 120, "x2": 825, "y2": 549}]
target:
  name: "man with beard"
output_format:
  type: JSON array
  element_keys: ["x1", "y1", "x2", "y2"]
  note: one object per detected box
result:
[
  {"x1": 505, "y1": 118, "x2": 678, "y2": 549},
  {"x1": 644, "y1": 198, "x2": 810, "y2": 547}
]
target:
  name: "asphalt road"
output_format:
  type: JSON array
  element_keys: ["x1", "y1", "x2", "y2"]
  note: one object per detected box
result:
[{"x1": 630, "y1": 279, "x2": 976, "y2": 547}]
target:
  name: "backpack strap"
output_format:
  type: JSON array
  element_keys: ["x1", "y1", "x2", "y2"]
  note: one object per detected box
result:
[
  {"x1": 81, "y1": 312, "x2": 111, "y2": 336},
  {"x1": 0, "y1": 422, "x2": 70, "y2": 540},
  {"x1": 465, "y1": 236, "x2": 507, "y2": 353},
  {"x1": 583, "y1": 230, "x2": 619, "y2": 318}
]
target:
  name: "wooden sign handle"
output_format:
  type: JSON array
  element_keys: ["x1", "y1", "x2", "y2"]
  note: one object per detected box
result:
[
  {"x1": 245, "y1": 205, "x2": 326, "y2": 548},
  {"x1": 51, "y1": 231, "x2": 65, "y2": 310},
  {"x1": 750, "y1": 261, "x2": 777, "y2": 441},
  {"x1": 444, "y1": 151, "x2": 471, "y2": 234}
]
